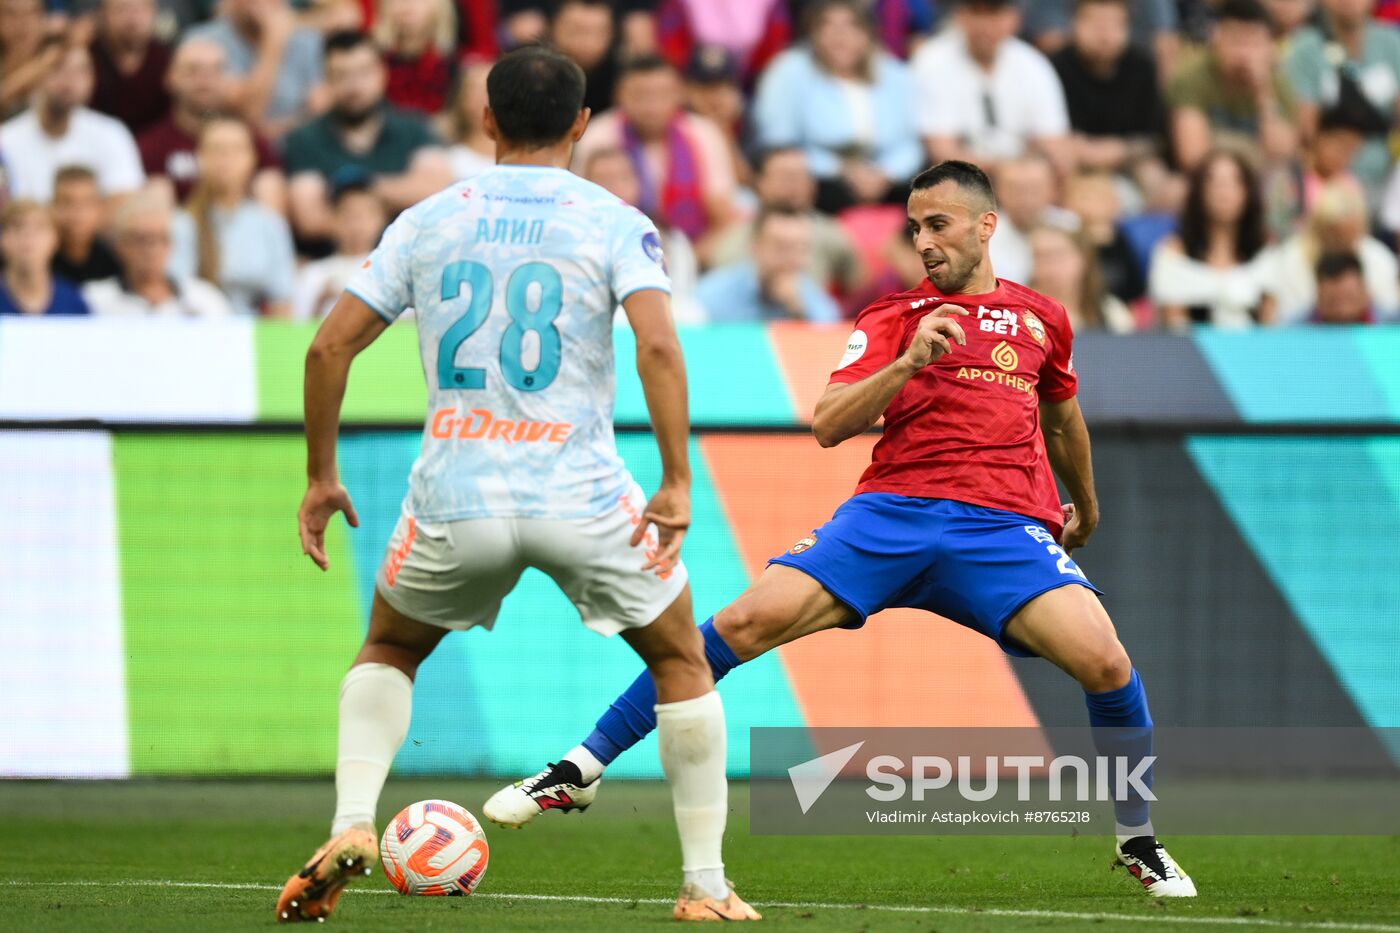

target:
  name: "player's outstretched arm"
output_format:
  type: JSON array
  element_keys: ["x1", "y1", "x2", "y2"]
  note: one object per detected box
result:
[
  {"x1": 1039, "y1": 395, "x2": 1100, "y2": 552},
  {"x1": 298, "y1": 292, "x2": 390, "y2": 570},
  {"x1": 622, "y1": 288, "x2": 691, "y2": 573},
  {"x1": 812, "y1": 305, "x2": 967, "y2": 448}
]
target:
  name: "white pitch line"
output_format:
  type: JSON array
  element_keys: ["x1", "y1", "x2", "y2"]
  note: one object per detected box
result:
[{"x1": 4, "y1": 879, "x2": 1398, "y2": 932}]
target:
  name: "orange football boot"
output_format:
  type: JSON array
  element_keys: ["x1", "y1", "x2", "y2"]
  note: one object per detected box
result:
[
  {"x1": 673, "y1": 880, "x2": 763, "y2": 921},
  {"x1": 275, "y1": 826, "x2": 378, "y2": 923}
]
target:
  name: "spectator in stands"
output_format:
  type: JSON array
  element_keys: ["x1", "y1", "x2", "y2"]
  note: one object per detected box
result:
[
  {"x1": 582, "y1": 146, "x2": 703, "y2": 324},
  {"x1": 1029, "y1": 224, "x2": 1135, "y2": 332},
  {"x1": 752, "y1": 0, "x2": 921, "y2": 213},
  {"x1": 0, "y1": 200, "x2": 90, "y2": 316},
  {"x1": 913, "y1": 0, "x2": 1074, "y2": 179},
  {"x1": 1064, "y1": 170, "x2": 1146, "y2": 302},
  {"x1": 1023, "y1": 0, "x2": 1181, "y2": 73},
  {"x1": 84, "y1": 191, "x2": 233, "y2": 316},
  {"x1": 552, "y1": 0, "x2": 618, "y2": 116},
  {"x1": 1286, "y1": 0, "x2": 1400, "y2": 206},
  {"x1": 710, "y1": 147, "x2": 863, "y2": 297},
  {"x1": 1263, "y1": 178, "x2": 1399, "y2": 322},
  {"x1": 863, "y1": 0, "x2": 938, "y2": 59},
  {"x1": 283, "y1": 30, "x2": 450, "y2": 243},
  {"x1": 1166, "y1": 0, "x2": 1298, "y2": 172},
  {"x1": 0, "y1": 0, "x2": 59, "y2": 120},
  {"x1": 1265, "y1": 0, "x2": 1318, "y2": 42},
  {"x1": 1050, "y1": 0, "x2": 1166, "y2": 175},
  {"x1": 374, "y1": 0, "x2": 456, "y2": 116},
  {"x1": 1310, "y1": 251, "x2": 1374, "y2": 323},
  {"x1": 497, "y1": 0, "x2": 550, "y2": 47},
  {"x1": 171, "y1": 117, "x2": 297, "y2": 317},
  {"x1": 0, "y1": 42, "x2": 145, "y2": 202},
  {"x1": 443, "y1": 0, "x2": 499, "y2": 61},
  {"x1": 685, "y1": 44, "x2": 750, "y2": 187},
  {"x1": 989, "y1": 154, "x2": 1080, "y2": 284},
  {"x1": 1300, "y1": 105, "x2": 1366, "y2": 212},
  {"x1": 1148, "y1": 149, "x2": 1272, "y2": 329},
  {"x1": 573, "y1": 55, "x2": 738, "y2": 262},
  {"x1": 620, "y1": 1, "x2": 661, "y2": 56},
  {"x1": 499, "y1": 0, "x2": 653, "y2": 58},
  {"x1": 148, "y1": 0, "x2": 228, "y2": 36},
  {"x1": 1373, "y1": 141, "x2": 1400, "y2": 247},
  {"x1": 655, "y1": 0, "x2": 792, "y2": 86},
  {"x1": 89, "y1": 0, "x2": 173, "y2": 135},
  {"x1": 50, "y1": 166, "x2": 122, "y2": 284},
  {"x1": 695, "y1": 207, "x2": 842, "y2": 323},
  {"x1": 444, "y1": 59, "x2": 494, "y2": 179},
  {"x1": 844, "y1": 220, "x2": 932, "y2": 313},
  {"x1": 298, "y1": 0, "x2": 363, "y2": 33},
  {"x1": 138, "y1": 38, "x2": 285, "y2": 210},
  {"x1": 185, "y1": 0, "x2": 326, "y2": 138},
  {"x1": 292, "y1": 178, "x2": 386, "y2": 319}
]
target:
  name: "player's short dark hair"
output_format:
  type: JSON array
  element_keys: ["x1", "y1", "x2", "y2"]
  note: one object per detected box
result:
[
  {"x1": 616, "y1": 53, "x2": 676, "y2": 81},
  {"x1": 1316, "y1": 251, "x2": 1364, "y2": 283},
  {"x1": 911, "y1": 161, "x2": 998, "y2": 211},
  {"x1": 1215, "y1": 0, "x2": 1270, "y2": 27},
  {"x1": 323, "y1": 30, "x2": 379, "y2": 63},
  {"x1": 486, "y1": 45, "x2": 587, "y2": 147}
]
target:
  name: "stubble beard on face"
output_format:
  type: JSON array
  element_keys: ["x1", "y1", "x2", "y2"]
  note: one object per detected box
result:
[{"x1": 929, "y1": 253, "x2": 981, "y2": 295}]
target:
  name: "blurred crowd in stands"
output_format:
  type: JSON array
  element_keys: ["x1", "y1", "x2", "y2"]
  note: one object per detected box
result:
[{"x1": 1, "y1": 0, "x2": 1398, "y2": 328}]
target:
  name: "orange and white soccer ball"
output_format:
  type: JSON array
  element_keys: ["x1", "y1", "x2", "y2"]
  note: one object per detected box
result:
[{"x1": 380, "y1": 799, "x2": 490, "y2": 896}]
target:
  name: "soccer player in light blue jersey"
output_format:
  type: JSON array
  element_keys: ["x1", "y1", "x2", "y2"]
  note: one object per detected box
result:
[{"x1": 276, "y1": 46, "x2": 759, "y2": 924}]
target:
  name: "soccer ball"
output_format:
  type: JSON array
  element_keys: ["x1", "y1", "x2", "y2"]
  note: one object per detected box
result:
[{"x1": 380, "y1": 799, "x2": 490, "y2": 896}]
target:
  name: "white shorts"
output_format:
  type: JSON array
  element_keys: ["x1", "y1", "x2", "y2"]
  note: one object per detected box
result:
[{"x1": 373, "y1": 481, "x2": 688, "y2": 636}]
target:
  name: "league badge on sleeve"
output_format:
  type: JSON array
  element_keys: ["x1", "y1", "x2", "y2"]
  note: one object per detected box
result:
[
  {"x1": 839, "y1": 330, "x2": 868, "y2": 368},
  {"x1": 642, "y1": 231, "x2": 666, "y2": 270},
  {"x1": 789, "y1": 534, "x2": 817, "y2": 555}
]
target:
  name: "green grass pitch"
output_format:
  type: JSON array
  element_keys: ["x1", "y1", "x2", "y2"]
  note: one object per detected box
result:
[{"x1": 2, "y1": 780, "x2": 1396, "y2": 931}]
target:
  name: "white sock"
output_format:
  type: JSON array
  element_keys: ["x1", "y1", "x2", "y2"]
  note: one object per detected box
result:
[
  {"x1": 1116, "y1": 821, "x2": 1155, "y2": 846},
  {"x1": 331, "y1": 662, "x2": 413, "y2": 835},
  {"x1": 563, "y1": 744, "x2": 605, "y2": 784},
  {"x1": 655, "y1": 690, "x2": 729, "y2": 901}
]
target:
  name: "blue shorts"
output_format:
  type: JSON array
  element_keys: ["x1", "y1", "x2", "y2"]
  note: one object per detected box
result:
[{"x1": 767, "y1": 494, "x2": 1102, "y2": 657}]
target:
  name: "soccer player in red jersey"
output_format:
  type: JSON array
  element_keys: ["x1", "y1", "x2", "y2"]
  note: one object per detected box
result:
[{"x1": 487, "y1": 161, "x2": 1196, "y2": 898}]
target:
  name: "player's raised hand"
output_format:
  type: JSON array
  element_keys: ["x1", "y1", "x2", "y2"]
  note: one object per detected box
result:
[
  {"x1": 901, "y1": 305, "x2": 969, "y2": 371},
  {"x1": 298, "y1": 481, "x2": 360, "y2": 571},
  {"x1": 632, "y1": 483, "x2": 691, "y2": 574},
  {"x1": 1059, "y1": 502, "x2": 1098, "y2": 553}
]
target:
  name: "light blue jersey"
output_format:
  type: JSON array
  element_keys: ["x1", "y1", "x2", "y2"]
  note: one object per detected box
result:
[{"x1": 346, "y1": 165, "x2": 671, "y2": 521}]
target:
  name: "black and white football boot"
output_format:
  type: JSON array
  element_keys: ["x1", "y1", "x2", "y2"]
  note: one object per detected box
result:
[
  {"x1": 483, "y1": 760, "x2": 600, "y2": 828},
  {"x1": 1114, "y1": 835, "x2": 1198, "y2": 897}
]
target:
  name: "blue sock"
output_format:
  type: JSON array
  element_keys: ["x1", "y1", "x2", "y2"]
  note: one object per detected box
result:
[
  {"x1": 583, "y1": 617, "x2": 741, "y2": 766},
  {"x1": 1084, "y1": 668, "x2": 1154, "y2": 831}
]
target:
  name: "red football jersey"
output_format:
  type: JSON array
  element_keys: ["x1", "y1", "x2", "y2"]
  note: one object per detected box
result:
[{"x1": 829, "y1": 277, "x2": 1077, "y2": 535}]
